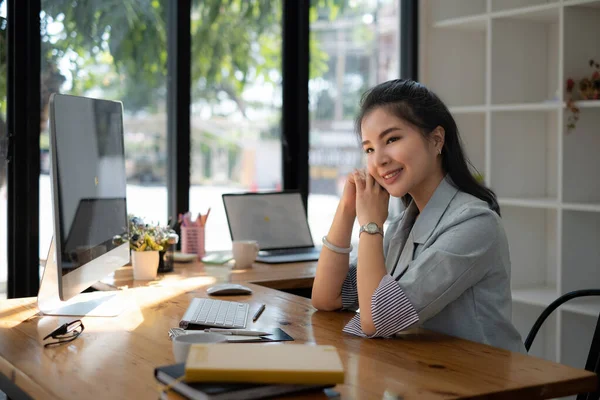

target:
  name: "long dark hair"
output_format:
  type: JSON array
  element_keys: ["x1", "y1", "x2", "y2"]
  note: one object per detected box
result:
[{"x1": 355, "y1": 79, "x2": 500, "y2": 216}]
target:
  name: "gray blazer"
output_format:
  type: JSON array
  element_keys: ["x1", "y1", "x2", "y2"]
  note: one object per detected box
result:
[{"x1": 346, "y1": 176, "x2": 526, "y2": 353}]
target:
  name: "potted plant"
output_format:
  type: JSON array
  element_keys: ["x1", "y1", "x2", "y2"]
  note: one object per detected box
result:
[
  {"x1": 114, "y1": 215, "x2": 179, "y2": 279},
  {"x1": 565, "y1": 59, "x2": 600, "y2": 133}
]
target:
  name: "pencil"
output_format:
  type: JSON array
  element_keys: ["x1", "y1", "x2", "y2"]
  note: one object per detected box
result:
[
  {"x1": 252, "y1": 304, "x2": 266, "y2": 322},
  {"x1": 201, "y1": 207, "x2": 211, "y2": 226}
]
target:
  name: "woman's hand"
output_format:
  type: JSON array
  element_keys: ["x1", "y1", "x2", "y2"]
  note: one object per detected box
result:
[
  {"x1": 340, "y1": 172, "x2": 357, "y2": 216},
  {"x1": 354, "y1": 169, "x2": 389, "y2": 226}
]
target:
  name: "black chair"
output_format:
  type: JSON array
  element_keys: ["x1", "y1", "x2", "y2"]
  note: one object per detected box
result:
[{"x1": 525, "y1": 289, "x2": 600, "y2": 400}]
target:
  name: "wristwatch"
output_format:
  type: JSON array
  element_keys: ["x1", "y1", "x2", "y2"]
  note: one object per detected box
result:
[{"x1": 359, "y1": 222, "x2": 384, "y2": 237}]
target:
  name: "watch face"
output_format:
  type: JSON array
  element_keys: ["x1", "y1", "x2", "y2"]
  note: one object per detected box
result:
[{"x1": 366, "y1": 222, "x2": 378, "y2": 233}]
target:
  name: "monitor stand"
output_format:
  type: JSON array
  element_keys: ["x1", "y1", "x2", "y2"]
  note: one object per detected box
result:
[{"x1": 37, "y1": 236, "x2": 128, "y2": 317}]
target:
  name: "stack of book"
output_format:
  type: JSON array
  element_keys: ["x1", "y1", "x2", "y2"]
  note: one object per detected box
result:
[{"x1": 155, "y1": 344, "x2": 345, "y2": 400}]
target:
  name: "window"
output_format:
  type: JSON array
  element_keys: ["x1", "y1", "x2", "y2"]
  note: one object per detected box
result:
[
  {"x1": 308, "y1": 0, "x2": 400, "y2": 245},
  {"x1": 39, "y1": 1, "x2": 168, "y2": 262},
  {"x1": 190, "y1": 0, "x2": 283, "y2": 251}
]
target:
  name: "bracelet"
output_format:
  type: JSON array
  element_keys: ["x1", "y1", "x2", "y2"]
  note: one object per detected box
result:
[{"x1": 321, "y1": 236, "x2": 353, "y2": 254}]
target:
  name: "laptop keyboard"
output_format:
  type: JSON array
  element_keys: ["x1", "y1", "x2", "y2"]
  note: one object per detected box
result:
[
  {"x1": 179, "y1": 298, "x2": 249, "y2": 329},
  {"x1": 261, "y1": 247, "x2": 318, "y2": 256}
]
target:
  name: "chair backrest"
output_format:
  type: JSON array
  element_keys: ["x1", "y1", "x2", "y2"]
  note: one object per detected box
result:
[
  {"x1": 524, "y1": 289, "x2": 600, "y2": 400},
  {"x1": 583, "y1": 312, "x2": 600, "y2": 400}
]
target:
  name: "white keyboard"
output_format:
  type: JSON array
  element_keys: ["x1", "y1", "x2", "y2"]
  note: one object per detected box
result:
[{"x1": 179, "y1": 298, "x2": 249, "y2": 329}]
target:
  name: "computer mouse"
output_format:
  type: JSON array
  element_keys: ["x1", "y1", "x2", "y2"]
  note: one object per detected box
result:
[{"x1": 206, "y1": 283, "x2": 253, "y2": 296}]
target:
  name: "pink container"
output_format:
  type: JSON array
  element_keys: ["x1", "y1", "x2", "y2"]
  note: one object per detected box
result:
[{"x1": 181, "y1": 226, "x2": 205, "y2": 258}]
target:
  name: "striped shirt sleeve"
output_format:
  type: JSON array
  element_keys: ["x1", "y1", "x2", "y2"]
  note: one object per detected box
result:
[
  {"x1": 340, "y1": 266, "x2": 359, "y2": 311},
  {"x1": 343, "y1": 274, "x2": 419, "y2": 338}
]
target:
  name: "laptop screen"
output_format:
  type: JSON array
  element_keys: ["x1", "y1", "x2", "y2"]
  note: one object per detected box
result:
[{"x1": 222, "y1": 192, "x2": 314, "y2": 251}]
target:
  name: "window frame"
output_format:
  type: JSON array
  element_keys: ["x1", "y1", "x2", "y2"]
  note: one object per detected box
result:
[{"x1": 6, "y1": 0, "x2": 41, "y2": 298}]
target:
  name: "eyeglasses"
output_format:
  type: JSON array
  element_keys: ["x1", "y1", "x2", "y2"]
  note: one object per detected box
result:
[{"x1": 43, "y1": 320, "x2": 85, "y2": 348}]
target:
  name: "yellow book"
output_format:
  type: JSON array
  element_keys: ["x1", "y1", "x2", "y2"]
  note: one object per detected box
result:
[{"x1": 184, "y1": 344, "x2": 345, "y2": 385}]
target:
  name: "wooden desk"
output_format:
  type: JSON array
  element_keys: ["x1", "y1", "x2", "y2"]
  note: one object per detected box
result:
[
  {"x1": 101, "y1": 259, "x2": 317, "y2": 291},
  {"x1": 0, "y1": 281, "x2": 596, "y2": 399}
]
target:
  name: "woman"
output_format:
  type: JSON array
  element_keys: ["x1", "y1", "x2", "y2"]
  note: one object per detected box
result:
[{"x1": 311, "y1": 79, "x2": 525, "y2": 353}]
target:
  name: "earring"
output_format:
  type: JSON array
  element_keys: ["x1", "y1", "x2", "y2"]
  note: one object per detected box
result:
[{"x1": 438, "y1": 148, "x2": 442, "y2": 155}]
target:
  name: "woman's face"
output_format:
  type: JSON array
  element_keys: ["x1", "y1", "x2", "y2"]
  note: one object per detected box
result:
[{"x1": 360, "y1": 107, "x2": 443, "y2": 198}]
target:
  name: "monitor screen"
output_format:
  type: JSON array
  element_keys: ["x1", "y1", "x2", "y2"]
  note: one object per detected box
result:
[{"x1": 50, "y1": 94, "x2": 129, "y2": 298}]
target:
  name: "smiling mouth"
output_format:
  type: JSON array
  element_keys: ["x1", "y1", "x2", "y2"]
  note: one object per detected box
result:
[{"x1": 382, "y1": 168, "x2": 403, "y2": 180}]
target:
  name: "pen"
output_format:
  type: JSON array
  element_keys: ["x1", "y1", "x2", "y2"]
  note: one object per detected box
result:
[
  {"x1": 205, "y1": 329, "x2": 271, "y2": 336},
  {"x1": 252, "y1": 304, "x2": 266, "y2": 322}
]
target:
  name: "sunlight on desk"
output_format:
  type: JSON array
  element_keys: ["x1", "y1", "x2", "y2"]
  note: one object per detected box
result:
[
  {"x1": 102, "y1": 260, "x2": 318, "y2": 292},
  {"x1": 108, "y1": 265, "x2": 219, "y2": 289},
  {"x1": 229, "y1": 267, "x2": 251, "y2": 274},
  {"x1": 147, "y1": 276, "x2": 217, "y2": 289},
  {"x1": 0, "y1": 304, "x2": 40, "y2": 329}
]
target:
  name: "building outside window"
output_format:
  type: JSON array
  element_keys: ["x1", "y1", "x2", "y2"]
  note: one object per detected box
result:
[
  {"x1": 189, "y1": 0, "x2": 283, "y2": 251},
  {"x1": 308, "y1": 0, "x2": 400, "y2": 246}
]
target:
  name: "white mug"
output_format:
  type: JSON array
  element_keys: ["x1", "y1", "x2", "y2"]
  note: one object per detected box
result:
[
  {"x1": 172, "y1": 332, "x2": 227, "y2": 363},
  {"x1": 232, "y1": 240, "x2": 259, "y2": 269}
]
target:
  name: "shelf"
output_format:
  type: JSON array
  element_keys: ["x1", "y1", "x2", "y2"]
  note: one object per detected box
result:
[
  {"x1": 433, "y1": 15, "x2": 488, "y2": 31},
  {"x1": 561, "y1": 298, "x2": 600, "y2": 318},
  {"x1": 491, "y1": 112, "x2": 558, "y2": 199},
  {"x1": 563, "y1": 5, "x2": 600, "y2": 91},
  {"x1": 421, "y1": 0, "x2": 600, "y2": 375},
  {"x1": 570, "y1": 100, "x2": 600, "y2": 109},
  {"x1": 491, "y1": 0, "x2": 560, "y2": 13},
  {"x1": 499, "y1": 197, "x2": 559, "y2": 209},
  {"x1": 503, "y1": 207, "x2": 558, "y2": 289},
  {"x1": 490, "y1": 102, "x2": 561, "y2": 112},
  {"x1": 564, "y1": 0, "x2": 600, "y2": 8},
  {"x1": 430, "y1": 0, "x2": 487, "y2": 30},
  {"x1": 563, "y1": 109, "x2": 600, "y2": 203},
  {"x1": 423, "y1": 27, "x2": 486, "y2": 106},
  {"x1": 562, "y1": 312, "x2": 598, "y2": 370},
  {"x1": 434, "y1": 2, "x2": 563, "y2": 28},
  {"x1": 512, "y1": 288, "x2": 598, "y2": 317},
  {"x1": 562, "y1": 211, "x2": 600, "y2": 294},
  {"x1": 491, "y1": 16, "x2": 559, "y2": 105},
  {"x1": 562, "y1": 202, "x2": 600, "y2": 212},
  {"x1": 512, "y1": 286, "x2": 558, "y2": 308},
  {"x1": 454, "y1": 114, "x2": 485, "y2": 174},
  {"x1": 491, "y1": 3, "x2": 560, "y2": 23},
  {"x1": 448, "y1": 105, "x2": 487, "y2": 114}
]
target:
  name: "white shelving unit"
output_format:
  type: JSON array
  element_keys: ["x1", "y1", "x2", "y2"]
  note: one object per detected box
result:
[{"x1": 420, "y1": 0, "x2": 600, "y2": 380}]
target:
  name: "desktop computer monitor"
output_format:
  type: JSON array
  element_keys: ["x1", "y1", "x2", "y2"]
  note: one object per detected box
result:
[{"x1": 37, "y1": 93, "x2": 130, "y2": 317}]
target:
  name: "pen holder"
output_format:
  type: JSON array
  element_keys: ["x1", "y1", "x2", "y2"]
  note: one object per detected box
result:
[{"x1": 181, "y1": 226, "x2": 205, "y2": 258}]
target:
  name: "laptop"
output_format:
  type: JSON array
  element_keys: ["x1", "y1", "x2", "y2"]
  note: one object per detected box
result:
[{"x1": 222, "y1": 192, "x2": 321, "y2": 264}]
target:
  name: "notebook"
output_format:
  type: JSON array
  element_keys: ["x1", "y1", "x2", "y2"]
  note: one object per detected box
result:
[
  {"x1": 155, "y1": 363, "x2": 335, "y2": 400},
  {"x1": 222, "y1": 192, "x2": 321, "y2": 263},
  {"x1": 185, "y1": 344, "x2": 345, "y2": 385}
]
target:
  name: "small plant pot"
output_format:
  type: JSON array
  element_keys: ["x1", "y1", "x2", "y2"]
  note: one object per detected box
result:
[{"x1": 131, "y1": 250, "x2": 159, "y2": 280}]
